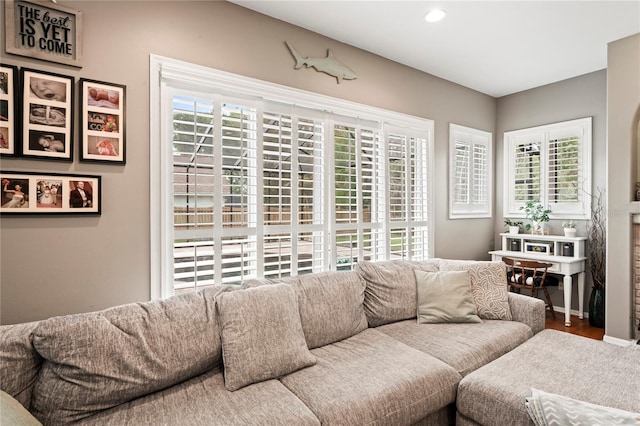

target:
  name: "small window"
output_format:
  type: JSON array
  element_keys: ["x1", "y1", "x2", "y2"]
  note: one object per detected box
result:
[
  {"x1": 503, "y1": 117, "x2": 592, "y2": 219},
  {"x1": 449, "y1": 124, "x2": 492, "y2": 218}
]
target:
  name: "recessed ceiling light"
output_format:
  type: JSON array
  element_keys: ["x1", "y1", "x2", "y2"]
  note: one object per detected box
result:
[{"x1": 425, "y1": 9, "x2": 446, "y2": 23}]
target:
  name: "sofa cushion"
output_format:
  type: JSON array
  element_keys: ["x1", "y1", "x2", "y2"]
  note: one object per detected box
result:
[
  {"x1": 30, "y1": 287, "x2": 230, "y2": 425},
  {"x1": 217, "y1": 283, "x2": 316, "y2": 391},
  {"x1": 0, "y1": 390, "x2": 42, "y2": 426},
  {"x1": 75, "y1": 368, "x2": 320, "y2": 426},
  {"x1": 0, "y1": 321, "x2": 42, "y2": 408},
  {"x1": 376, "y1": 319, "x2": 533, "y2": 377},
  {"x1": 416, "y1": 270, "x2": 482, "y2": 324},
  {"x1": 439, "y1": 260, "x2": 512, "y2": 320},
  {"x1": 268, "y1": 271, "x2": 368, "y2": 349},
  {"x1": 355, "y1": 259, "x2": 440, "y2": 326},
  {"x1": 280, "y1": 328, "x2": 461, "y2": 425}
]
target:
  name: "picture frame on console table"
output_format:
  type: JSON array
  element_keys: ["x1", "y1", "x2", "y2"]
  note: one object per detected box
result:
[
  {"x1": 79, "y1": 78, "x2": 126, "y2": 164},
  {"x1": 21, "y1": 68, "x2": 74, "y2": 161},
  {"x1": 0, "y1": 171, "x2": 101, "y2": 215},
  {"x1": 0, "y1": 63, "x2": 19, "y2": 157}
]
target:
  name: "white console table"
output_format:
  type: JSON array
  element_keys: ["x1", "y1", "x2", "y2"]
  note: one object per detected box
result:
[{"x1": 489, "y1": 233, "x2": 587, "y2": 327}]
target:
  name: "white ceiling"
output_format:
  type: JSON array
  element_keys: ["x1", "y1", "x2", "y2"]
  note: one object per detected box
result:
[{"x1": 229, "y1": 0, "x2": 640, "y2": 97}]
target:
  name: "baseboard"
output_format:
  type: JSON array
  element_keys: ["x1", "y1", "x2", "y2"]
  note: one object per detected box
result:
[
  {"x1": 603, "y1": 335, "x2": 638, "y2": 347},
  {"x1": 551, "y1": 305, "x2": 586, "y2": 318}
]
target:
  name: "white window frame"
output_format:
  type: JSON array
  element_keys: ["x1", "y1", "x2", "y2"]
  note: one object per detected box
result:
[
  {"x1": 503, "y1": 117, "x2": 592, "y2": 220},
  {"x1": 150, "y1": 55, "x2": 434, "y2": 299},
  {"x1": 449, "y1": 123, "x2": 492, "y2": 219}
]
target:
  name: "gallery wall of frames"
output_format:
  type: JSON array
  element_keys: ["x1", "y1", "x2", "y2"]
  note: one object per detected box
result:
[{"x1": 0, "y1": 62, "x2": 126, "y2": 215}]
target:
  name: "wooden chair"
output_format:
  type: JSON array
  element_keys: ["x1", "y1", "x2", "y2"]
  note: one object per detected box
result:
[{"x1": 502, "y1": 257, "x2": 556, "y2": 319}]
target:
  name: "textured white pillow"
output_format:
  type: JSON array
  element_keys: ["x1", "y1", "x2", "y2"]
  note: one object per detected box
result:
[
  {"x1": 439, "y1": 260, "x2": 512, "y2": 320},
  {"x1": 415, "y1": 270, "x2": 482, "y2": 324}
]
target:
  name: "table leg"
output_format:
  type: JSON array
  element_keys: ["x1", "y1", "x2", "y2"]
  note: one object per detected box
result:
[
  {"x1": 577, "y1": 272, "x2": 585, "y2": 320},
  {"x1": 563, "y1": 275, "x2": 572, "y2": 326}
]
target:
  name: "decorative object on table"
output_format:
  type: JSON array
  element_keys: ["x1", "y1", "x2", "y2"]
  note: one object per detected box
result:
[
  {"x1": 0, "y1": 63, "x2": 19, "y2": 157},
  {"x1": 520, "y1": 200, "x2": 551, "y2": 235},
  {"x1": 562, "y1": 243, "x2": 574, "y2": 257},
  {"x1": 0, "y1": 170, "x2": 100, "y2": 215},
  {"x1": 20, "y1": 68, "x2": 74, "y2": 161},
  {"x1": 79, "y1": 78, "x2": 126, "y2": 164},
  {"x1": 4, "y1": 0, "x2": 83, "y2": 67},
  {"x1": 524, "y1": 242, "x2": 552, "y2": 255},
  {"x1": 285, "y1": 41, "x2": 357, "y2": 84},
  {"x1": 587, "y1": 187, "x2": 605, "y2": 328},
  {"x1": 562, "y1": 220, "x2": 577, "y2": 237},
  {"x1": 504, "y1": 218, "x2": 523, "y2": 235},
  {"x1": 635, "y1": 182, "x2": 640, "y2": 201}
]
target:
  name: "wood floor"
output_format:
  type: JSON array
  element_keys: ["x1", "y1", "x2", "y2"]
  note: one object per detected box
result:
[{"x1": 544, "y1": 312, "x2": 605, "y2": 340}]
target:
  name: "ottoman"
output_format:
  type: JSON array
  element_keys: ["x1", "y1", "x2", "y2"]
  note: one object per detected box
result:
[{"x1": 456, "y1": 329, "x2": 640, "y2": 426}]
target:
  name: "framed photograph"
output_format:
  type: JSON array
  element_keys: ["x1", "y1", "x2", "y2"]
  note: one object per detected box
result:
[
  {"x1": 524, "y1": 242, "x2": 552, "y2": 255},
  {"x1": 0, "y1": 63, "x2": 19, "y2": 157},
  {"x1": 0, "y1": 171, "x2": 100, "y2": 215},
  {"x1": 4, "y1": 0, "x2": 83, "y2": 67},
  {"x1": 80, "y1": 78, "x2": 125, "y2": 164},
  {"x1": 21, "y1": 68, "x2": 74, "y2": 161}
]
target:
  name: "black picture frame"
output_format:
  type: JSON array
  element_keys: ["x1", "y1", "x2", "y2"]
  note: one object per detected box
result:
[
  {"x1": 0, "y1": 63, "x2": 19, "y2": 157},
  {"x1": 79, "y1": 78, "x2": 126, "y2": 164},
  {"x1": 20, "y1": 67, "x2": 74, "y2": 161},
  {"x1": 1, "y1": 170, "x2": 101, "y2": 215}
]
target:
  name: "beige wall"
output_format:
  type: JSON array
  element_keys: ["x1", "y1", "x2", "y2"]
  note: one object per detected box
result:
[
  {"x1": 607, "y1": 33, "x2": 640, "y2": 341},
  {"x1": 0, "y1": 1, "x2": 496, "y2": 324},
  {"x1": 495, "y1": 70, "x2": 608, "y2": 315}
]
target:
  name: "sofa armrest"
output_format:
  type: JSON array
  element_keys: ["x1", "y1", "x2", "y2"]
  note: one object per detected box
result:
[{"x1": 507, "y1": 292, "x2": 546, "y2": 334}]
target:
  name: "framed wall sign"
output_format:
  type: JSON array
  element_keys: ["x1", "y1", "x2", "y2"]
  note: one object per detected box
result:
[
  {"x1": 1, "y1": 171, "x2": 101, "y2": 215},
  {"x1": 4, "y1": 0, "x2": 83, "y2": 67},
  {"x1": 21, "y1": 67, "x2": 74, "y2": 161},
  {"x1": 0, "y1": 63, "x2": 19, "y2": 157},
  {"x1": 80, "y1": 78, "x2": 126, "y2": 164}
]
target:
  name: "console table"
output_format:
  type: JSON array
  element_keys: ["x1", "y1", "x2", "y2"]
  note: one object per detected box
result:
[{"x1": 489, "y1": 233, "x2": 587, "y2": 327}]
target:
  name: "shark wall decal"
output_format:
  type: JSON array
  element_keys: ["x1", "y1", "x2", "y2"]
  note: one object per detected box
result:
[{"x1": 285, "y1": 41, "x2": 357, "y2": 84}]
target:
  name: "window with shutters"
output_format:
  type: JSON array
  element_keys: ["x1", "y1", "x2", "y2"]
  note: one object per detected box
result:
[
  {"x1": 449, "y1": 124, "x2": 492, "y2": 218},
  {"x1": 150, "y1": 56, "x2": 434, "y2": 298},
  {"x1": 503, "y1": 117, "x2": 592, "y2": 220}
]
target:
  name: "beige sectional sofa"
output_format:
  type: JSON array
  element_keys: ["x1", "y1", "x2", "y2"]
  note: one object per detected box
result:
[{"x1": 0, "y1": 259, "x2": 545, "y2": 425}]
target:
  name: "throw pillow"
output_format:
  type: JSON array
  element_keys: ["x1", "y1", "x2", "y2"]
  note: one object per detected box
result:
[
  {"x1": 415, "y1": 270, "x2": 482, "y2": 324},
  {"x1": 0, "y1": 390, "x2": 42, "y2": 426},
  {"x1": 216, "y1": 283, "x2": 316, "y2": 391},
  {"x1": 439, "y1": 260, "x2": 512, "y2": 320},
  {"x1": 355, "y1": 259, "x2": 440, "y2": 326}
]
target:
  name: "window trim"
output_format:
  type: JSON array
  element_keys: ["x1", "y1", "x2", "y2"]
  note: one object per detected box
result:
[
  {"x1": 150, "y1": 55, "x2": 434, "y2": 299},
  {"x1": 449, "y1": 123, "x2": 493, "y2": 219},
  {"x1": 502, "y1": 117, "x2": 592, "y2": 221}
]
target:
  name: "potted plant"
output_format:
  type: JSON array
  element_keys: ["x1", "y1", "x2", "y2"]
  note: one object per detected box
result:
[
  {"x1": 520, "y1": 201, "x2": 552, "y2": 234},
  {"x1": 504, "y1": 219, "x2": 523, "y2": 235},
  {"x1": 562, "y1": 220, "x2": 577, "y2": 237}
]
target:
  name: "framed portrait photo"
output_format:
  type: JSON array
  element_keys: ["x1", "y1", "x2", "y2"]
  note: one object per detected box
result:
[
  {"x1": 80, "y1": 78, "x2": 125, "y2": 164},
  {"x1": 21, "y1": 68, "x2": 74, "y2": 161},
  {"x1": 0, "y1": 63, "x2": 19, "y2": 157},
  {"x1": 0, "y1": 171, "x2": 101, "y2": 215}
]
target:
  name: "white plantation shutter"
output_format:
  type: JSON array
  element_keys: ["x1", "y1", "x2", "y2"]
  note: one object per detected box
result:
[
  {"x1": 504, "y1": 117, "x2": 591, "y2": 219},
  {"x1": 151, "y1": 56, "x2": 435, "y2": 297},
  {"x1": 449, "y1": 124, "x2": 492, "y2": 218}
]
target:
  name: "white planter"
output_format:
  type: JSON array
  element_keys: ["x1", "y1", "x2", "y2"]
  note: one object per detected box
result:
[
  {"x1": 564, "y1": 228, "x2": 577, "y2": 238},
  {"x1": 508, "y1": 226, "x2": 520, "y2": 235}
]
